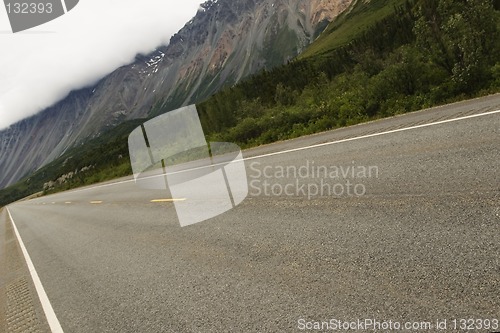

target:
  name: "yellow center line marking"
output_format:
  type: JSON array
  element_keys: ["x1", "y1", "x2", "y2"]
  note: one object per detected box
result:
[
  {"x1": 90, "y1": 201, "x2": 103, "y2": 204},
  {"x1": 151, "y1": 198, "x2": 187, "y2": 203}
]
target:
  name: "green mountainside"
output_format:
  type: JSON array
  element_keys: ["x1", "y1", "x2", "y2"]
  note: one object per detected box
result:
[
  {"x1": 1, "y1": 0, "x2": 499, "y2": 207},
  {"x1": 300, "y1": 0, "x2": 407, "y2": 58},
  {"x1": 196, "y1": 0, "x2": 500, "y2": 145}
]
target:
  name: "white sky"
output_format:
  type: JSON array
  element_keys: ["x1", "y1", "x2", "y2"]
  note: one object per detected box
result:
[{"x1": 0, "y1": 0, "x2": 202, "y2": 130}]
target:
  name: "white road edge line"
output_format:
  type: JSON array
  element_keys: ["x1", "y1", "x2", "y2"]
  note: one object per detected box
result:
[
  {"x1": 65, "y1": 109, "x2": 500, "y2": 193},
  {"x1": 242, "y1": 109, "x2": 500, "y2": 162},
  {"x1": 138, "y1": 109, "x2": 500, "y2": 178},
  {"x1": 6, "y1": 207, "x2": 65, "y2": 333}
]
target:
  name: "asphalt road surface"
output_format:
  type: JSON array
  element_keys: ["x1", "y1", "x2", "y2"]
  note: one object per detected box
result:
[{"x1": 1, "y1": 95, "x2": 499, "y2": 332}]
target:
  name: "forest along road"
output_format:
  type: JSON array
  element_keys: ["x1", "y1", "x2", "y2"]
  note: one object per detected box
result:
[{"x1": 2, "y1": 94, "x2": 499, "y2": 332}]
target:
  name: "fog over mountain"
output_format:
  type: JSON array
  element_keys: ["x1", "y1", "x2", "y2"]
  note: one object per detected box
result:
[{"x1": 0, "y1": 0, "x2": 202, "y2": 130}]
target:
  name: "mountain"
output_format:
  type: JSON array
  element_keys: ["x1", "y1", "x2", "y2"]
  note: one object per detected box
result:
[{"x1": 0, "y1": 0, "x2": 353, "y2": 189}]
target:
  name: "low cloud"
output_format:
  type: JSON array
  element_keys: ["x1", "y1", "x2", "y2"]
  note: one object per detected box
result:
[{"x1": 0, "y1": 0, "x2": 201, "y2": 130}]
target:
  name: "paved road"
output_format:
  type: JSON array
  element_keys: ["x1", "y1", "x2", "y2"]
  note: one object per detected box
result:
[{"x1": 1, "y1": 95, "x2": 500, "y2": 332}]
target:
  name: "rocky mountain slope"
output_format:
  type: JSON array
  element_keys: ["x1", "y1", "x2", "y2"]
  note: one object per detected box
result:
[{"x1": 0, "y1": 0, "x2": 352, "y2": 189}]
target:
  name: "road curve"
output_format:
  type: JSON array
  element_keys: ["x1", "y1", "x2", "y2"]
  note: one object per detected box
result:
[{"x1": 1, "y1": 94, "x2": 499, "y2": 332}]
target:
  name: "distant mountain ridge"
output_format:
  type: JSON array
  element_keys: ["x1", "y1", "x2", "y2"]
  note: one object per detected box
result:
[{"x1": 0, "y1": 0, "x2": 352, "y2": 189}]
